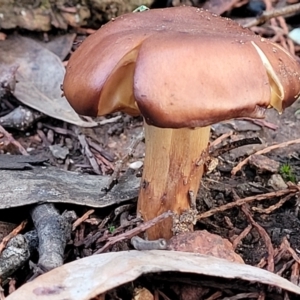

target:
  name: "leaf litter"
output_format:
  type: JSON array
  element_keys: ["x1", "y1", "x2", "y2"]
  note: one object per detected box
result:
[
  {"x1": 0, "y1": 1, "x2": 300, "y2": 299},
  {"x1": 0, "y1": 35, "x2": 97, "y2": 127}
]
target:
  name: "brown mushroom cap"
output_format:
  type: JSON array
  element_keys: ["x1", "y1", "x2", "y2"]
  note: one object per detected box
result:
[{"x1": 63, "y1": 7, "x2": 300, "y2": 128}]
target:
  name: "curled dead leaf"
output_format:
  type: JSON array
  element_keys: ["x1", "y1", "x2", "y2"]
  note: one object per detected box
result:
[{"x1": 6, "y1": 250, "x2": 300, "y2": 300}]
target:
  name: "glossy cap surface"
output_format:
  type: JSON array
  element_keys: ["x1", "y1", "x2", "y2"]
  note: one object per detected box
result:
[{"x1": 63, "y1": 7, "x2": 300, "y2": 128}]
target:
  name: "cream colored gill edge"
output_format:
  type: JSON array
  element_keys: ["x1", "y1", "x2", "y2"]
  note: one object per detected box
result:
[{"x1": 251, "y1": 41, "x2": 284, "y2": 113}]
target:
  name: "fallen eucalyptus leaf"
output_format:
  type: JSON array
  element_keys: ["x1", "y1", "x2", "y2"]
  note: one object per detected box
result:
[
  {"x1": 33, "y1": 33, "x2": 76, "y2": 61},
  {"x1": 6, "y1": 250, "x2": 300, "y2": 300},
  {"x1": 0, "y1": 35, "x2": 97, "y2": 127}
]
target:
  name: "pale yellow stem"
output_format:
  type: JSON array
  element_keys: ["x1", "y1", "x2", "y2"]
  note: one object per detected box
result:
[{"x1": 137, "y1": 123, "x2": 211, "y2": 240}]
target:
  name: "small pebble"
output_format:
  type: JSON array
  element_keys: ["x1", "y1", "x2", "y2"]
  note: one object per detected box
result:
[
  {"x1": 268, "y1": 174, "x2": 288, "y2": 190},
  {"x1": 129, "y1": 161, "x2": 143, "y2": 170},
  {"x1": 249, "y1": 154, "x2": 280, "y2": 173},
  {"x1": 49, "y1": 144, "x2": 69, "y2": 160}
]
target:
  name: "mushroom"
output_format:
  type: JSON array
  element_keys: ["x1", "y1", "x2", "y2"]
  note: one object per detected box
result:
[{"x1": 63, "y1": 7, "x2": 300, "y2": 240}]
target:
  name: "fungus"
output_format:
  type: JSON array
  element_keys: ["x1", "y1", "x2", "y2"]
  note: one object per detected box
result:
[{"x1": 63, "y1": 7, "x2": 300, "y2": 240}]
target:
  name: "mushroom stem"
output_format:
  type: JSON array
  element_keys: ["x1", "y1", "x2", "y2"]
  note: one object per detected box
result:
[{"x1": 138, "y1": 122, "x2": 210, "y2": 240}]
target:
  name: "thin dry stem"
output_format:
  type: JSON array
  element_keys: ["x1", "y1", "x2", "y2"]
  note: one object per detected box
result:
[
  {"x1": 232, "y1": 138, "x2": 300, "y2": 175},
  {"x1": 197, "y1": 186, "x2": 299, "y2": 220},
  {"x1": 244, "y1": 3, "x2": 300, "y2": 27}
]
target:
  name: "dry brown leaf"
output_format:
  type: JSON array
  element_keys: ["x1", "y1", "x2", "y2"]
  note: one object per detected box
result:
[
  {"x1": 0, "y1": 35, "x2": 97, "y2": 127},
  {"x1": 6, "y1": 250, "x2": 300, "y2": 300}
]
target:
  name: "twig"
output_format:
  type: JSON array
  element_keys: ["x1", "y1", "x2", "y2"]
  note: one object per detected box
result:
[
  {"x1": 77, "y1": 130, "x2": 101, "y2": 175},
  {"x1": 197, "y1": 186, "x2": 299, "y2": 220},
  {"x1": 42, "y1": 123, "x2": 76, "y2": 138},
  {"x1": 291, "y1": 261, "x2": 300, "y2": 286},
  {"x1": 211, "y1": 137, "x2": 262, "y2": 157},
  {"x1": 209, "y1": 131, "x2": 234, "y2": 149},
  {"x1": 238, "y1": 117, "x2": 278, "y2": 130},
  {"x1": 72, "y1": 209, "x2": 95, "y2": 231},
  {"x1": 232, "y1": 224, "x2": 253, "y2": 250},
  {"x1": 239, "y1": 202, "x2": 274, "y2": 272},
  {"x1": 258, "y1": 294, "x2": 266, "y2": 300},
  {"x1": 94, "y1": 211, "x2": 173, "y2": 254},
  {"x1": 0, "y1": 285, "x2": 4, "y2": 300},
  {"x1": 221, "y1": 293, "x2": 260, "y2": 300},
  {"x1": 244, "y1": 3, "x2": 300, "y2": 27},
  {"x1": 204, "y1": 291, "x2": 223, "y2": 300},
  {"x1": 86, "y1": 138, "x2": 115, "y2": 162},
  {"x1": 0, "y1": 232, "x2": 35, "y2": 284},
  {"x1": 30, "y1": 204, "x2": 76, "y2": 271},
  {"x1": 276, "y1": 259, "x2": 294, "y2": 277},
  {"x1": 251, "y1": 193, "x2": 295, "y2": 214},
  {"x1": 98, "y1": 115, "x2": 122, "y2": 125},
  {"x1": 103, "y1": 130, "x2": 144, "y2": 191},
  {"x1": 283, "y1": 237, "x2": 300, "y2": 264},
  {"x1": 8, "y1": 278, "x2": 17, "y2": 294},
  {"x1": 0, "y1": 125, "x2": 28, "y2": 155},
  {"x1": 231, "y1": 138, "x2": 300, "y2": 175},
  {"x1": 0, "y1": 220, "x2": 27, "y2": 254}
]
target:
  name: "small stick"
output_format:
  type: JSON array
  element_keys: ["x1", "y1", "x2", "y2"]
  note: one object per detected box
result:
[
  {"x1": 276, "y1": 259, "x2": 294, "y2": 277},
  {"x1": 0, "y1": 220, "x2": 27, "y2": 254},
  {"x1": 238, "y1": 117, "x2": 278, "y2": 130},
  {"x1": 239, "y1": 203, "x2": 274, "y2": 272},
  {"x1": 211, "y1": 137, "x2": 262, "y2": 157},
  {"x1": 0, "y1": 233, "x2": 36, "y2": 284},
  {"x1": 94, "y1": 211, "x2": 173, "y2": 254},
  {"x1": 77, "y1": 131, "x2": 101, "y2": 175},
  {"x1": 0, "y1": 283, "x2": 5, "y2": 299},
  {"x1": 197, "y1": 187, "x2": 299, "y2": 220},
  {"x1": 251, "y1": 193, "x2": 295, "y2": 214},
  {"x1": 258, "y1": 293, "x2": 266, "y2": 300},
  {"x1": 231, "y1": 190, "x2": 274, "y2": 272},
  {"x1": 98, "y1": 115, "x2": 122, "y2": 125},
  {"x1": 291, "y1": 261, "x2": 300, "y2": 286},
  {"x1": 72, "y1": 209, "x2": 95, "y2": 231},
  {"x1": 103, "y1": 130, "x2": 144, "y2": 191},
  {"x1": 30, "y1": 203, "x2": 76, "y2": 271},
  {"x1": 209, "y1": 131, "x2": 234, "y2": 149},
  {"x1": 244, "y1": 3, "x2": 300, "y2": 27},
  {"x1": 42, "y1": 123, "x2": 76, "y2": 138},
  {"x1": 283, "y1": 237, "x2": 300, "y2": 264},
  {"x1": 222, "y1": 293, "x2": 261, "y2": 300},
  {"x1": 204, "y1": 291, "x2": 223, "y2": 300},
  {"x1": 8, "y1": 278, "x2": 17, "y2": 294},
  {"x1": 87, "y1": 138, "x2": 115, "y2": 162},
  {"x1": 232, "y1": 138, "x2": 300, "y2": 175},
  {"x1": 232, "y1": 224, "x2": 253, "y2": 250},
  {"x1": 0, "y1": 125, "x2": 28, "y2": 155}
]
